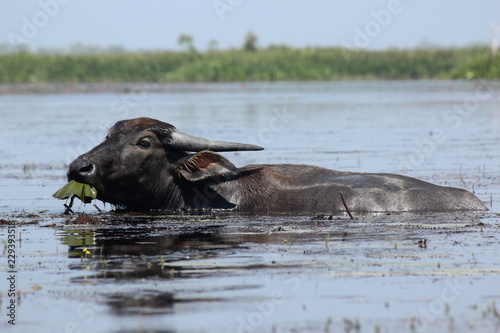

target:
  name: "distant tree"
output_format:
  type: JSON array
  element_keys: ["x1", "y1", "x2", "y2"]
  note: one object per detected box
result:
[
  {"x1": 0, "y1": 43, "x2": 29, "y2": 54},
  {"x1": 208, "y1": 39, "x2": 219, "y2": 52},
  {"x1": 178, "y1": 34, "x2": 196, "y2": 53},
  {"x1": 108, "y1": 45, "x2": 125, "y2": 54},
  {"x1": 243, "y1": 31, "x2": 258, "y2": 52}
]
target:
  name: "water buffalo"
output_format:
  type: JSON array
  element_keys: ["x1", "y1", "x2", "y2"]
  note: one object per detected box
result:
[{"x1": 67, "y1": 117, "x2": 487, "y2": 213}]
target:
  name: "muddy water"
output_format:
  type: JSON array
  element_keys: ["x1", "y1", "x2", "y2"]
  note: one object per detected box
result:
[{"x1": 0, "y1": 80, "x2": 499, "y2": 332}]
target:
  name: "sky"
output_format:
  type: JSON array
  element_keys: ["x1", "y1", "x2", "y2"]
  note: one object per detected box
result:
[{"x1": 1, "y1": 0, "x2": 499, "y2": 52}]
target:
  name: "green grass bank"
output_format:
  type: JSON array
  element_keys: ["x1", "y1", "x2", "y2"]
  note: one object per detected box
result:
[{"x1": 0, "y1": 47, "x2": 499, "y2": 83}]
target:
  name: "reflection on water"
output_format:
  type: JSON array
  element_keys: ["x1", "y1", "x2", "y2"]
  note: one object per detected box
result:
[
  {"x1": 50, "y1": 210, "x2": 496, "y2": 332},
  {"x1": 59, "y1": 214, "x2": 300, "y2": 281},
  {"x1": 106, "y1": 291, "x2": 174, "y2": 316}
]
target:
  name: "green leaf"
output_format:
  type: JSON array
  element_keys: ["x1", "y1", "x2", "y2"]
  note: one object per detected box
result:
[{"x1": 53, "y1": 180, "x2": 98, "y2": 204}]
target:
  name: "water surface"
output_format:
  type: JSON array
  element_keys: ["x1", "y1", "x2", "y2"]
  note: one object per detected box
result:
[{"x1": 0, "y1": 80, "x2": 499, "y2": 332}]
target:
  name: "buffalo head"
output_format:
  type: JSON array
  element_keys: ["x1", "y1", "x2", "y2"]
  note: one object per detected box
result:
[{"x1": 67, "y1": 117, "x2": 263, "y2": 209}]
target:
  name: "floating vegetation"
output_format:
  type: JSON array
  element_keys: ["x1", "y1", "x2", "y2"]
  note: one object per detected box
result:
[{"x1": 22, "y1": 162, "x2": 36, "y2": 178}]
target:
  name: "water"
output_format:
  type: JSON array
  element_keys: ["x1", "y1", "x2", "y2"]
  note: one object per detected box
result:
[{"x1": 0, "y1": 80, "x2": 499, "y2": 332}]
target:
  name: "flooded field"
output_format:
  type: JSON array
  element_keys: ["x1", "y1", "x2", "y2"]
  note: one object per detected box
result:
[{"x1": 1, "y1": 80, "x2": 499, "y2": 332}]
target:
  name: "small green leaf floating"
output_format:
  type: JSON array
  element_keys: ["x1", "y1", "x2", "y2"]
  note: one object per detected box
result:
[{"x1": 52, "y1": 180, "x2": 98, "y2": 204}]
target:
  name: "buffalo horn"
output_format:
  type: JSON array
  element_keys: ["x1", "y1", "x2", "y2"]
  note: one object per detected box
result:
[{"x1": 168, "y1": 130, "x2": 264, "y2": 152}]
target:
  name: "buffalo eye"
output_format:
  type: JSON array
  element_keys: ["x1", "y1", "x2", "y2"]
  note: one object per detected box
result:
[{"x1": 137, "y1": 140, "x2": 151, "y2": 149}]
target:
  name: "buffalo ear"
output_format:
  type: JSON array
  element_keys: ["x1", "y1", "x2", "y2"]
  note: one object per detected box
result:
[{"x1": 175, "y1": 151, "x2": 238, "y2": 182}]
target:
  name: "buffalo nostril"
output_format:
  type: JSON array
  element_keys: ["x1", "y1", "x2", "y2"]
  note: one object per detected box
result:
[
  {"x1": 79, "y1": 163, "x2": 93, "y2": 174},
  {"x1": 68, "y1": 157, "x2": 94, "y2": 181}
]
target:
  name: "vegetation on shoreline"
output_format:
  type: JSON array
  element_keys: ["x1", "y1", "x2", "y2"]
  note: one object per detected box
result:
[{"x1": 0, "y1": 47, "x2": 498, "y2": 83}]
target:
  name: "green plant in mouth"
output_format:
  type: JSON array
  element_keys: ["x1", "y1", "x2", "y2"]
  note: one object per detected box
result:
[{"x1": 52, "y1": 180, "x2": 98, "y2": 204}]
